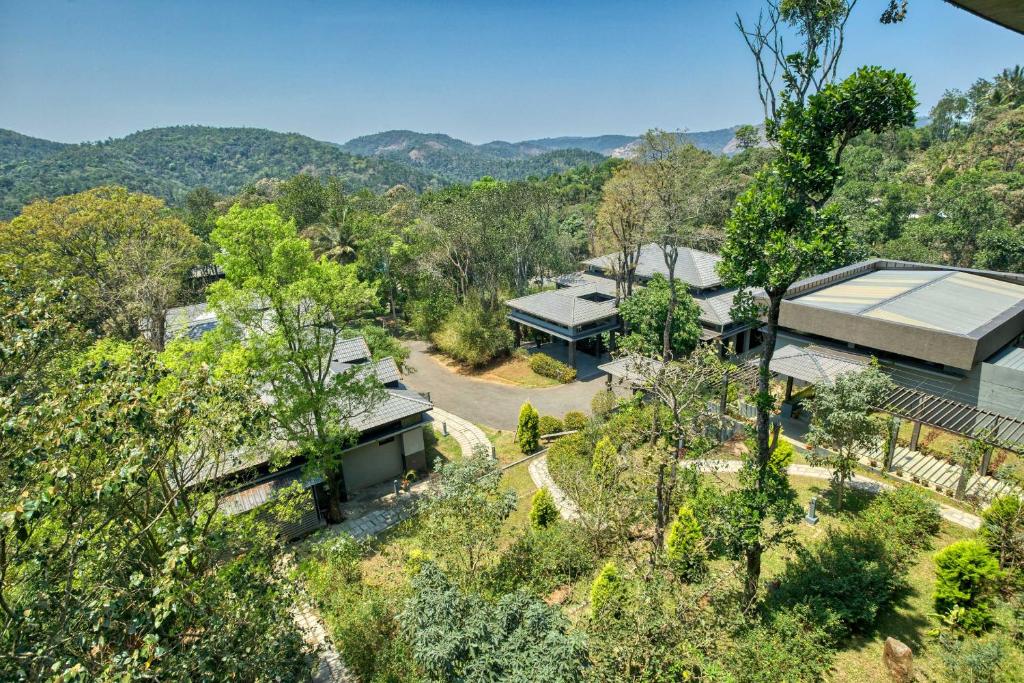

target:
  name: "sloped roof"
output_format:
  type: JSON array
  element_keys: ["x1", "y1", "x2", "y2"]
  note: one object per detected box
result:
[
  {"x1": 349, "y1": 388, "x2": 432, "y2": 432},
  {"x1": 757, "y1": 344, "x2": 869, "y2": 386},
  {"x1": 948, "y1": 0, "x2": 1024, "y2": 34},
  {"x1": 598, "y1": 354, "x2": 666, "y2": 386},
  {"x1": 583, "y1": 243, "x2": 724, "y2": 290},
  {"x1": 506, "y1": 280, "x2": 619, "y2": 327},
  {"x1": 331, "y1": 336, "x2": 372, "y2": 364}
]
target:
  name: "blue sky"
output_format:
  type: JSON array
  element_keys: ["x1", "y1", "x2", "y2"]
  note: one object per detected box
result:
[{"x1": 1, "y1": 0, "x2": 1021, "y2": 144}]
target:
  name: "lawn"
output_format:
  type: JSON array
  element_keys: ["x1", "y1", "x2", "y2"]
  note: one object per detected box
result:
[{"x1": 480, "y1": 355, "x2": 561, "y2": 388}]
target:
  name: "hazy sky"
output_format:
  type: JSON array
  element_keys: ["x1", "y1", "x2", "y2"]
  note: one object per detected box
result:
[{"x1": 1, "y1": 0, "x2": 1021, "y2": 145}]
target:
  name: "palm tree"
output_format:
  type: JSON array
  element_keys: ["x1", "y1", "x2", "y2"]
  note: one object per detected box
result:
[{"x1": 991, "y1": 65, "x2": 1024, "y2": 107}]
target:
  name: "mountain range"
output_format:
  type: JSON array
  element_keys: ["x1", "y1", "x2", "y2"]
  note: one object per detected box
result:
[{"x1": 0, "y1": 124, "x2": 748, "y2": 219}]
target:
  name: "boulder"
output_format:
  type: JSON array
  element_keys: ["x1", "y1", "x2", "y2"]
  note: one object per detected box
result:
[{"x1": 883, "y1": 637, "x2": 913, "y2": 682}]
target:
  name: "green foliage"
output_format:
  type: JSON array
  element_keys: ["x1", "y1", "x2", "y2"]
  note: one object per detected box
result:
[
  {"x1": 401, "y1": 562, "x2": 588, "y2": 683},
  {"x1": 0, "y1": 125, "x2": 439, "y2": 219},
  {"x1": 934, "y1": 539, "x2": 1003, "y2": 634},
  {"x1": 807, "y1": 365, "x2": 895, "y2": 510},
  {"x1": 981, "y1": 495, "x2": 1024, "y2": 573},
  {"x1": 591, "y1": 436, "x2": 618, "y2": 482},
  {"x1": 618, "y1": 273, "x2": 703, "y2": 358},
  {"x1": 590, "y1": 389, "x2": 618, "y2": 418},
  {"x1": 664, "y1": 505, "x2": 707, "y2": 582},
  {"x1": 590, "y1": 561, "x2": 625, "y2": 618},
  {"x1": 563, "y1": 411, "x2": 589, "y2": 432},
  {"x1": 355, "y1": 323, "x2": 411, "y2": 370},
  {"x1": 489, "y1": 523, "x2": 596, "y2": 596},
  {"x1": 538, "y1": 414, "x2": 565, "y2": 436},
  {"x1": 939, "y1": 634, "x2": 1012, "y2": 683},
  {"x1": 530, "y1": 488, "x2": 560, "y2": 529},
  {"x1": 727, "y1": 606, "x2": 838, "y2": 683},
  {"x1": 517, "y1": 401, "x2": 541, "y2": 454},
  {"x1": 529, "y1": 351, "x2": 577, "y2": 383},
  {"x1": 432, "y1": 299, "x2": 514, "y2": 367},
  {"x1": 419, "y1": 455, "x2": 517, "y2": 582},
  {"x1": 773, "y1": 488, "x2": 940, "y2": 641}
]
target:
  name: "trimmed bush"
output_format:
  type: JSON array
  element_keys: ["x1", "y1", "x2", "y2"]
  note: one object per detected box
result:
[
  {"x1": 517, "y1": 402, "x2": 540, "y2": 454},
  {"x1": 546, "y1": 432, "x2": 593, "y2": 494},
  {"x1": 591, "y1": 437, "x2": 618, "y2": 482},
  {"x1": 590, "y1": 561, "x2": 625, "y2": 618},
  {"x1": 538, "y1": 415, "x2": 564, "y2": 436},
  {"x1": 563, "y1": 411, "x2": 588, "y2": 432},
  {"x1": 432, "y1": 301, "x2": 514, "y2": 367},
  {"x1": 664, "y1": 505, "x2": 707, "y2": 583},
  {"x1": 529, "y1": 352, "x2": 576, "y2": 383},
  {"x1": 980, "y1": 494, "x2": 1024, "y2": 571},
  {"x1": 934, "y1": 539, "x2": 1002, "y2": 634},
  {"x1": 530, "y1": 488, "x2": 560, "y2": 529}
]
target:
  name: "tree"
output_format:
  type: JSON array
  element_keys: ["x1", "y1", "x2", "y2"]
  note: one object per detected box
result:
[
  {"x1": 981, "y1": 495, "x2": 1024, "y2": 573},
  {"x1": 517, "y1": 401, "x2": 541, "y2": 454},
  {"x1": 0, "y1": 333, "x2": 309, "y2": 680},
  {"x1": 934, "y1": 539, "x2": 1003, "y2": 634},
  {"x1": 595, "y1": 167, "x2": 656, "y2": 299},
  {"x1": 721, "y1": 0, "x2": 916, "y2": 602},
  {"x1": 618, "y1": 273, "x2": 703, "y2": 359},
  {"x1": 734, "y1": 124, "x2": 762, "y2": 151},
  {"x1": 530, "y1": 488, "x2": 560, "y2": 529},
  {"x1": 664, "y1": 505, "x2": 707, "y2": 582},
  {"x1": 418, "y1": 455, "x2": 516, "y2": 585},
  {"x1": 183, "y1": 185, "x2": 221, "y2": 241},
  {"x1": 207, "y1": 203, "x2": 382, "y2": 519},
  {"x1": 0, "y1": 186, "x2": 201, "y2": 348},
  {"x1": 807, "y1": 365, "x2": 894, "y2": 511},
  {"x1": 590, "y1": 561, "x2": 625, "y2": 618},
  {"x1": 400, "y1": 562, "x2": 587, "y2": 682}
]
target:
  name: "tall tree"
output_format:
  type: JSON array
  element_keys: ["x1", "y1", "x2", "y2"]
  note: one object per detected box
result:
[
  {"x1": 207, "y1": 203, "x2": 382, "y2": 519},
  {"x1": 617, "y1": 273, "x2": 703, "y2": 359},
  {"x1": 595, "y1": 167, "x2": 656, "y2": 300},
  {"x1": 720, "y1": 0, "x2": 916, "y2": 602},
  {"x1": 0, "y1": 186, "x2": 201, "y2": 347},
  {"x1": 807, "y1": 365, "x2": 894, "y2": 510}
]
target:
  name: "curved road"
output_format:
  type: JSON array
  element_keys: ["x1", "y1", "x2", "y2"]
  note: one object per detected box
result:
[{"x1": 401, "y1": 341, "x2": 606, "y2": 430}]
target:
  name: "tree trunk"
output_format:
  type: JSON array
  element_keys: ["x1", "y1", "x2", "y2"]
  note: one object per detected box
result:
[
  {"x1": 837, "y1": 470, "x2": 846, "y2": 512},
  {"x1": 744, "y1": 292, "x2": 783, "y2": 604},
  {"x1": 663, "y1": 251, "x2": 678, "y2": 360}
]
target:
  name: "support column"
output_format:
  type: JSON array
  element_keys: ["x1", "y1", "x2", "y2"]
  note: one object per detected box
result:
[
  {"x1": 513, "y1": 323, "x2": 521, "y2": 347},
  {"x1": 743, "y1": 329, "x2": 751, "y2": 354},
  {"x1": 609, "y1": 330, "x2": 617, "y2": 352},
  {"x1": 784, "y1": 376, "x2": 794, "y2": 401},
  {"x1": 909, "y1": 420, "x2": 922, "y2": 451},
  {"x1": 884, "y1": 418, "x2": 900, "y2": 471},
  {"x1": 568, "y1": 340, "x2": 576, "y2": 368}
]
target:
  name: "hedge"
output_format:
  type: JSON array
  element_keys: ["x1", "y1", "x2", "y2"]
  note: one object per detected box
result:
[{"x1": 529, "y1": 352, "x2": 576, "y2": 383}]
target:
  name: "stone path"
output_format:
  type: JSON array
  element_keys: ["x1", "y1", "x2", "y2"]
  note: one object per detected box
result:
[
  {"x1": 429, "y1": 406, "x2": 491, "y2": 458},
  {"x1": 290, "y1": 597, "x2": 356, "y2": 682},
  {"x1": 689, "y1": 459, "x2": 981, "y2": 530},
  {"x1": 528, "y1": 455, "x2": 580, "y2": 520}
]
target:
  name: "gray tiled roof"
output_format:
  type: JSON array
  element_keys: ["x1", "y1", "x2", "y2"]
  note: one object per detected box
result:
[
  {"x1": 332, "y1": 336, "x2": 372, "y2": 364},
  {"x1": 755, "y1": 344, "x2": 869, "y2": 386},
  {"x1": 506, "y1": 280, "x2": 619, "y2": 327},
  {"x1": 349, "y1": 388, "x2": 432, "y2": 432},
  {"x1": 583, "y1": 243, "x2": 723, "y2": 290}
]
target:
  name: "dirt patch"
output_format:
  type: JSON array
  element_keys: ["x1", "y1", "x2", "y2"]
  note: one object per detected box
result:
[
  {"x1": 426, "y1": 350, "x2": 558, "y2": 388},
  {"x1": 545, "y1": 585, "x2": 572, "y2": 606}
]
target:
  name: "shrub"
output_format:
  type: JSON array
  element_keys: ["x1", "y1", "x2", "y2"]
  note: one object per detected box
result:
[
  {"x1": 529, "y1": 352, "x2": 577, "y2": 383},
  {"x1": 981, "y1": 495, "x2": 1024, "y2": 572},
  {"x1": 530, "y1": 488, "x2": 560, "y2": 529},
  {"x1": 664, "y1": 505, "x2": 707, "y2": 583},
  {"x1": 432, "y1": 300, "x2": 513, "y2": 367},
  {"x1": 517, "y1": 402, "x2": 540, "y2": 454},
  {"x1": 934, "y1": 539, "x2": 1002, "y2": 634},
  {"x1": 591, "y1": 436, "x2": 618, "y2": 482},
  {"x1": 861, "y1": 485, "x2": 942, "y2": 571},
  {"x1": 408, "y1": 290, "x2": 454, "y2": 339},
  {"x1": 726, "y1": 606, "x2": 838, "y2": 683},
  {"x1": 590, "y1": 561, "x2": 625, "y2": 618},
  {"x1": 772, "y1": 527, "x2": 898, "y2": 640},
  {"x1": 939, "y1": 634, "x2": 1010, "y2": 683},
  {"x1": 538, "y1": 415, "x2": 564, "y2": 436},
  {"x1": 563, "y1": 411, "x2": 588, "y2": 432},
  {"x1": 591, "y1": 389, "x2": 617, "y2": 418},
  {"x1": 546, "y1": 432, "x2": 593, "y2": 494},
  {"x1": 489, "y1": 524, "x2": 596, "y2": 595}
]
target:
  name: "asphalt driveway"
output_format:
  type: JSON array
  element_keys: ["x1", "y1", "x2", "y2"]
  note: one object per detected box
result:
[{"x1": 400, "y1": 341, "x2": 606, "y2": 430}]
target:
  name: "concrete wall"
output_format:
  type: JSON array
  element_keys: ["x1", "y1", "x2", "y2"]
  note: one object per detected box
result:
[
  {"x1": 402, "y1": 426, "x2": 427, "y2": 472},
  {"x1": 979, "y1": 362, "x2": 1024, "y2": 430}
]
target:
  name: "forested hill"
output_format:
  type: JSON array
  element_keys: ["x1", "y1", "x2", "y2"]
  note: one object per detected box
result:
[
  {"x1": 0, "y1": 126, "x2": 441, "y2": 218},
  {"x1": 337, "y1": 130, "x2": 608, "y2": 183},
  {"x1": 338, "y1": 127, "x2": 746, "y2": 179}
]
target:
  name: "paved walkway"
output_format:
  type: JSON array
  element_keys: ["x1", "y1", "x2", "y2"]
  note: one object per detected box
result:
[
  {"x1": 401, "y1": 341, "x2": 605, "y2": 430},
  {"x1": 528, "y1": 455, "x2": 580, "y2": 520},
  {"x1": 429, "y1": 406, "x2": 492, "y2": 458},
  {"x1": 690, "y1": 459, "x2": 981, "y2": 530}
]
